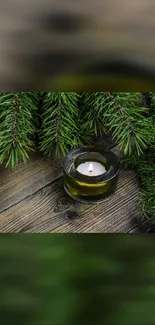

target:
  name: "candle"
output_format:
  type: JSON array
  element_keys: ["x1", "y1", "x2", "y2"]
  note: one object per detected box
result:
[
  {"x1": 77, "y1": 161, "x2": 106, "y2": 176},
  {"x1": 63, "y1": 146, "x2": 120, "y2": 204}
]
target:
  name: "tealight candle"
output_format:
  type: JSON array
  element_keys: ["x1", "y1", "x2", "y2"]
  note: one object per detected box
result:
[
  {"x1": 77, "y1": 161, "x2": 106, "y2": 176},
  {"x1": 63, "y1": 146, "x2": 120, "y2": 204}
]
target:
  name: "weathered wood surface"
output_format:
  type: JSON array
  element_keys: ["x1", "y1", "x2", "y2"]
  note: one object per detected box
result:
[
  {"x1": 0, "y1": 135, "x2": 115, "y2": 213},
  {"x1": 0, "y1": 152, "x2": 63, "y2": 213},
  {"x1": 0, "y1": 144, "x2": 145, "y2": 233}
]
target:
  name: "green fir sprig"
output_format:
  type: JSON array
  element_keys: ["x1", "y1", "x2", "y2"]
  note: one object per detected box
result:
[
  {"x1": 80, "y1": 92, "x2": 154, "y2": 155},
  {"x1": 39, "y1": 92, "x2": 85, "y2": 157},
  {"x1": 0, "y1": 92, "x2": 38, "y2": 168}
]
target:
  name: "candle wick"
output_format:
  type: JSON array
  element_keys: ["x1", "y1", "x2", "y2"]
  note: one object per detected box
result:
[{"x1": 89, "y1": 163, "x2": 93, "y2": 173}]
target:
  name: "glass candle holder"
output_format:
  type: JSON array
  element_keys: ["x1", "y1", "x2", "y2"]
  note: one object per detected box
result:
[{"x1": 63, "y1": 146, "x2": 120, "y2": 204}]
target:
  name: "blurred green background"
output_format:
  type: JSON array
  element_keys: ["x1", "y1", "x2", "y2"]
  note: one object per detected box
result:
[{"x1": 0, "y1": 235, "x2": 155, "y2": 325}]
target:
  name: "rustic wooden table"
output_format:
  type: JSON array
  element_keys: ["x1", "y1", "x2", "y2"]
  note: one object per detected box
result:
[{"x1": 0, "y1": 138, "x2": 146, "y2": 233}]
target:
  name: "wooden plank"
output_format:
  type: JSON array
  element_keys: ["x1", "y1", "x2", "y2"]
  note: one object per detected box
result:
[
  {"x1": 0, "y1": 139, "x2": 118, "y2": 213},
  {"x1": 0, "y1": 166, "x2": 140, "y2": 233},
  {"x1": 50, "y1": 171, "x2": 140, "y2": 233},
  {"x1": 0, "y1": 152, "x2": 63, "y2": 213}
]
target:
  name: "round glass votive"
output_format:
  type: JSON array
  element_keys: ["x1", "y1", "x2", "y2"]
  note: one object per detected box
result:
[{"x1": 63, "y1": 146, "x2": 120, "y2": 204}]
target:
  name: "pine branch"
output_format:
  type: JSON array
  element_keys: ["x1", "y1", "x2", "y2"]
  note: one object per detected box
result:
[
  {"x1": 79, "y1": 92, "x2": 155, "y2": 156},
  {"x1": 1, "y1": 91, "x2": 155, "y2": 174},
  {"x1": 0, "y1": 92, "x2": 38, "y2": 168},
  {"x1": 35, "y1": 92, "x2": 46, "y2": 148},
  {"x1": 39, "y1": 92, "x2": 83, "y2": 157},
  {"x1": 55, "y1": 100, "x2": 62, "y2": 144},
  {"x1": 137, "y1": 151, "x2": 155, "y2": 221},
  {"x1": 122, "y1": 93, "x2": 155, "y2": 222},
  {"x1": 123, "y1": 144, "x2": 155, "y2": 221},
  {"x1": 79, "y1": 92, "x2": 107, "y2": 136},
  {"x1": 102, "y1": 92, "x2": 155, "y2": 155},
  {"x1": 107, "y1": 92, "x2": 135, "y2": 137}
]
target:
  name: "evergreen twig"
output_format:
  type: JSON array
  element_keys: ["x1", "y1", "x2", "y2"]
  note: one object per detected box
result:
[
  {"x1": 107, "y1": 92, "x2": 135, "y2": 137},
  {"x1": 80, "y1": 92, "x2": 154, "y2": 156},
  {"x1": 0, "y1": 92, "x2": 38, "y2": 168},
  {"x1": 39, "y1": 92, "x2": 83, "y2": 157}
]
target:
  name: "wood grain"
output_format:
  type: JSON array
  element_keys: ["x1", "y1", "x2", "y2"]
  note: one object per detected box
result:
[
  {"x1": 0, "y1": 167, "x2": 140, "y2": 233},
  {"x1": 0, "y1": 152, "x2": 63, "y2": 213},
  {"x1": 0, "y1": 143, "x2": 142, "y2": 233},
  {"x1": 0, "y1": 139, "x2": 116, "y2": 214}
]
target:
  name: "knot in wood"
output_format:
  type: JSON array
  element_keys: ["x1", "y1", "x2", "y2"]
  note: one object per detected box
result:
[
  {"x1": 65, "y1": 210, "x2": 78, "y2": 220},
  {"x1": 54, "y1": 197, "x2": 74, "y2": 213}
]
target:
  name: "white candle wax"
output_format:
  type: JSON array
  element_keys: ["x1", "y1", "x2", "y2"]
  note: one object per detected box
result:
[{"x1": 77, "y1": 161, "x2": 106, "y2": 176}]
